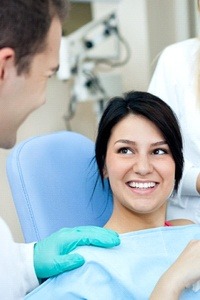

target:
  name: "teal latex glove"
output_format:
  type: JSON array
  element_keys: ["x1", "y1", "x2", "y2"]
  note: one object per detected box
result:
[{"x1": 34, "y1": 226, "x2": 120, "y2": 279}]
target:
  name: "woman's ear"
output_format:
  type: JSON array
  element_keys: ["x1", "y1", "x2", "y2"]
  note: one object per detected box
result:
[
  {"x1": 103, "y1": 165, "x2": 108, "y2": 178},
  {"x1": 0, "y1": 48, "x2": 15, "y2": 80}
]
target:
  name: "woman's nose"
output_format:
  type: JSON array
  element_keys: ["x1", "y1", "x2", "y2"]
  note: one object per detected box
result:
[{"x1": 133, "y1": 155, "x2": 153, "y2": 175}]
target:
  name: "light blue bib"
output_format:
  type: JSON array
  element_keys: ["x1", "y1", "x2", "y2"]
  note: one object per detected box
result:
[{"x1": 26, "y1": 224, "x2": 200, "y2": 299}]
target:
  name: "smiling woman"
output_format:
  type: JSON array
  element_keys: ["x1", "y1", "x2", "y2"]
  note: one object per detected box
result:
[
  {"x1": 25, "y1": 91, "x2": 200, "y2": 300},
  {"x1": 96, "y1": 91, "x2": 182, "y2": 233},
  {"x1": 103, "y1": 113, "x2": 176, "y2": 232}
]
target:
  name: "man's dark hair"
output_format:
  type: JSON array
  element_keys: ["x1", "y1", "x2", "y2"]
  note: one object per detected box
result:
[{"x1": 0, "y1": 0, "x2": 69, "y2": 74}]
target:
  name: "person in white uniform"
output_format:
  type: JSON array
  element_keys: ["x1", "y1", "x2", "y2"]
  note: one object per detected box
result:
[
  {"x1": 148, "y1": 12, "x2": 200, "y2": 222},
  {"x1": 24, "y1": 91, "x2": 200, "y2": 300},
  {"x1": 0, "y1": 1, "x2": 120, "y2": 299}
]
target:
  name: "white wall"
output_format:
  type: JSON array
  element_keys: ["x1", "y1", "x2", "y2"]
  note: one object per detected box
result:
[
  {"x1": 147, "y1": 0, "x2": 192, "y2": 76},
  {"x1": 92, "y1": 0, "x2": 193, "y2": 89},
  {"x1": 0, "y1": 0, "x2": 197, "y2": 242},
  {"x1": 92, "y1": 0, "x2": 150, "y2": 91}
]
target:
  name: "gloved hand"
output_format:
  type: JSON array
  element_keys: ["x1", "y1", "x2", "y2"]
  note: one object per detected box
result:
[{"x1": 34, "y1": 226, "x2": 120, "y2": 279}]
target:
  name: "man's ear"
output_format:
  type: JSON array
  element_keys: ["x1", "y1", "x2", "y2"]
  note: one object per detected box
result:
[{"x1": 0, "y1": 48, "x2": 15, "y2": 80}]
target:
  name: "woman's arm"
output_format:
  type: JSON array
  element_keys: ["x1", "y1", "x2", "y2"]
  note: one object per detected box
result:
[{"x1": 150, "y1": 240, "x2": 200, "y2": 299}]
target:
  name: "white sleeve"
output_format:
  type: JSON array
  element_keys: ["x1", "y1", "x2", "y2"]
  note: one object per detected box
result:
[
  {"x1": 17, "y1": 242, "x2": 39, "y2": 294},
  {"x1": 180, "y1": 159, "x2": 200, "y2": 197},
  {"x1": 0, "y1": 218, "x2": 39, "y2": 300}
]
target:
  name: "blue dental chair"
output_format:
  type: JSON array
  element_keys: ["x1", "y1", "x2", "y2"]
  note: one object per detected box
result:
[{"x1": 6, "y1": 131, "x2": 113, "y2": 243}]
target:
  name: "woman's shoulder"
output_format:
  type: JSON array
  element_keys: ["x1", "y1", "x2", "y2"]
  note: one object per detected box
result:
[{"x1": 168, "y1": 219, "x2": 194, "y2": 226}]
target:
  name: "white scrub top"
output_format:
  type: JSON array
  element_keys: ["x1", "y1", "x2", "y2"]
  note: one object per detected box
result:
[
  {"x1": 148, "y1": 38, "x2": 200, "y2": 223},
  {"x1": 0, "y1": 217, "x2": 38, "y2": 299}
]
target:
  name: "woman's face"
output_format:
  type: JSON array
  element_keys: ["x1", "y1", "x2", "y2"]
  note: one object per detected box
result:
[{"x1": 104, "y1": 114, "x2": 175, "y2": 217}]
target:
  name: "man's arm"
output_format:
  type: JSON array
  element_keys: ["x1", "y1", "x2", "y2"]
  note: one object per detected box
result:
[{"x1": 34, "y1": 226, "x2": 120, "y2": 278}]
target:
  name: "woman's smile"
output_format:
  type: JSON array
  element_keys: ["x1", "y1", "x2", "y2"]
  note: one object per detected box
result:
[{"x1": 126, "y1": 180, "x2": 158, "y2": 194}]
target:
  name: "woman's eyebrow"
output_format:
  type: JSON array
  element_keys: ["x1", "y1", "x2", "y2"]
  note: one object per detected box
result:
[
  {"x1": 114, "y1": 140, "x2": 168, "y2": 146},
  {"x1": 151, "y1": 141, "x2": 168, "y2": 146},
  {"x1": 114, "y1": 139, "x2": 135, "y2": 145}
]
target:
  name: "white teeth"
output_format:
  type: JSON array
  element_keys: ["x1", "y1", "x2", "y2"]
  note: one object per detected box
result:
[{"x1": 128, "y1": 182, "x2": 156, "y2": 189}]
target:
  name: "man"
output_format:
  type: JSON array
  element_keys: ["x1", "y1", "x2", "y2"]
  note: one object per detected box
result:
[{"x1": 0, "y1": 1, "x2": 119, "y2": 299}]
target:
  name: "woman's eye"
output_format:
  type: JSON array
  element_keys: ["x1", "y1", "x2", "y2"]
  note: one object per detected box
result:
[
  {"x1": 153, "y1": 148, "x2": 167, "y2": 155},
  {"x1": 118, "y1": 147, "x2": 132, "y2": 154}
]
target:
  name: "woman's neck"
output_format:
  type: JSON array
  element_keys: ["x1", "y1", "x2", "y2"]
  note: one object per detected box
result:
[{"x1": 104, "y1": 206, "x2": 166, "y2": 234}]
